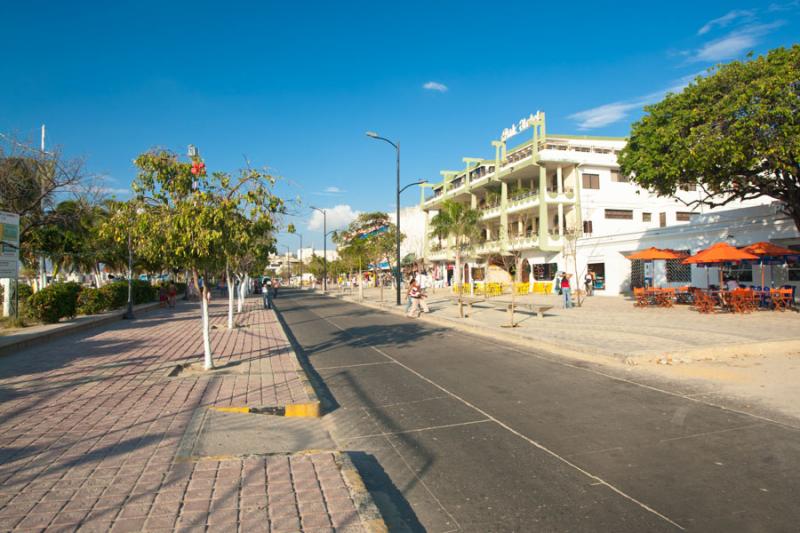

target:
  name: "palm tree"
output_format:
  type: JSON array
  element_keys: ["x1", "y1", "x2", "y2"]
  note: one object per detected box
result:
[{"x1": 428, "y1": 199, "x2": 482, "y2": 317}]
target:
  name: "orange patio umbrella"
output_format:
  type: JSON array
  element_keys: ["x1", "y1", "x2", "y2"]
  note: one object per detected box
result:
[
  {"x1": 740, "y1": 242, "x2": 800, "y2": 288},
  {"x1": 683, "y1": 242, "x2": 759, "y2": 288},
  {"x1": 626, "y1": 247, "x2": 689, "y2": 260},
  {"x1": 626, "y1": 248, "x2": 689, "y2": 287}
]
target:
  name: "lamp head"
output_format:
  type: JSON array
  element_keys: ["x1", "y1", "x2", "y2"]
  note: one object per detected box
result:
[{"x1": 365, "y1": 131, "x2": 379, "y2": 138}]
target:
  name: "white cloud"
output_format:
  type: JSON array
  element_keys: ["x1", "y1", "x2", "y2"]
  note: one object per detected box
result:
[
  {"x1": 568, "y1": 74, "x2": 702, "y2": 130},
  {"x1": 697, "y1": 9, "x2": 755, "y2": 35},
  {"x1": 313, "y1": 186, "x2": 345, "y2": 196},
  {"x1": 689, "y1": 21, "x2": 784, "y2": 62},
  {"x1": 307, "y1": 204, "x2": 360, "y2": 231},
  {"x1": 423, "y1": 81, "x2": 448, "y2": 92}
]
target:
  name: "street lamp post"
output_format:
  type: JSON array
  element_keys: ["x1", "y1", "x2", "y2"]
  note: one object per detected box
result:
[
  {"x1": 122, "y1": 230, "x2": 135, "y2": 319},
  {"x1": 310, "y1": 207, "x2": 327, "y2": 292},
  {"x1": 293, "y1": 233, "x2": 303, "y2": 288},
  {"x1": 366, "y1": 132, "x2": 426, "y2": 306}
]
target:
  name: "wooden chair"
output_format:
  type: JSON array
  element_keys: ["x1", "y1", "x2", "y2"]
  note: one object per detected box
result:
[
  {"x1": 771, "y1": 289, "x2": 793, "y2": 312},
  {"x1": 658, "y1": 288, "x2": 676, "y2": 308},
  {"x1": 692, "y1": 289, "x2": 714, "y2": 314},
  {"x1": 633, "y1": 287, "x2": 649, "y2": 308}
]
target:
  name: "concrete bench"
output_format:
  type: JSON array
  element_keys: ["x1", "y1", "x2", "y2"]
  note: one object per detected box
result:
[
  {"x1": 450, "y1": 296, "x2": 486, "y2": 317},
  {"x1": 499, "y1": 302, "x2": 554, "y2": 319}
]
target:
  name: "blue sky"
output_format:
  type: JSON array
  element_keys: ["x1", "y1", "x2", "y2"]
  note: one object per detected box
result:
[{"x1": 2, "y1": 1, "x2": 798, "y2": 252}]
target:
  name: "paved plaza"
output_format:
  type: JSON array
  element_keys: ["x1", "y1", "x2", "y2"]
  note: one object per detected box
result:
[{"x1": 0, "y1": 298, "x2": 373, "y2": 532}]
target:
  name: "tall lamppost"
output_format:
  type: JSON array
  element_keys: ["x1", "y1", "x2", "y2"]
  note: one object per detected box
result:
[
  {"x1": 310, "y1": 206, "x2": 327, "y2": 292},
  {"x1": 292, "y1": 233, "x2": 303, "y2": 288},
  {"x1": 366, "y1": 131, "x2": 427, "y2": 305}
]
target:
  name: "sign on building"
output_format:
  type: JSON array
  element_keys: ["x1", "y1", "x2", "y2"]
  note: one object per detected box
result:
[{"x1": 0, "y1": 211, "x2": 20, "y2": 279}]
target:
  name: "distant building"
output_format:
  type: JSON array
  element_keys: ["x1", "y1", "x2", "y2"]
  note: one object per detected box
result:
[{"x1": 420, "y1": 110, "x2": 773, "y2": 290}]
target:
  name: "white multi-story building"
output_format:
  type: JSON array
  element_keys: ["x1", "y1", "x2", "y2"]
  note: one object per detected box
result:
[{"x1": 420, "y1": 111, "x2": 772, "y2": 291}]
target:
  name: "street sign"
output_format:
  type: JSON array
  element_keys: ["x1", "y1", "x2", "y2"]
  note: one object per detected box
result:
[{"x1": 0, "y1": 211, "x2": 20, "y2": 279}]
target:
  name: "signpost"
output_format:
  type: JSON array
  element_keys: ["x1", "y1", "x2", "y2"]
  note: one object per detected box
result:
[
  {"x1": 0, "y1": 211, "x2": 19, "y2": 279},
  {"x1": 0, "y1": 211, "x2": 20, "y2": 319}
]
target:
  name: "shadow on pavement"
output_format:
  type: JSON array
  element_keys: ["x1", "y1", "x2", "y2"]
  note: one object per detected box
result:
[{"x1": 348, "y1": 451, "x2": 425, "y2": 533}]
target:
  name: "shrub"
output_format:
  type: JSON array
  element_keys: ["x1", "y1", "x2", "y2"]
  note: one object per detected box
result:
[
  {"x1": 26, "y1": 282, "x2": 81, "y2": 324},
  {"x1": 99, "y1": 282, "x2": 128, "y2": 309},
  {"x1": 77, "y1": 287, "x2": 112, "y2": 315},
  {"x1": 131, "y1": 279, "x2": 158, "y2": 304}
]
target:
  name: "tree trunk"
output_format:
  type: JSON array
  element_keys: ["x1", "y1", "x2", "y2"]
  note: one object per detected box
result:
[
  {"x1": 237, "y1": 274, "x2": 246, "y2": 313},
  {"x1": 226, "y1": 264, "x2": 234, "y2": 329},
  {"x1": 455, "y1": 250, "x2": 463, "y2": 317},
  {"x1": 193, "y1": 270, "x2": 214, "y2": 370}
]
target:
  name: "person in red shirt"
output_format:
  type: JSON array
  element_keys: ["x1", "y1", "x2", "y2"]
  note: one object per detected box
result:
[{"x1": 561, "y1": 273, "x2": 573, "y2": 309}]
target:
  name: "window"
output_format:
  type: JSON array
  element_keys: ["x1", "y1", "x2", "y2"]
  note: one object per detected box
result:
[
  {"x1": 786, "y1": 245, "x2": 800, "y2": 281},
  {"x1": 611, "y1": 169, "x2": 629, "y2": 182},
  {"x1": 659, "y1": 212, "x2": 666, "y2": 227},
  {"x1": 676, "y1": 211, "x2": 694, "y2": 222},
  {"x1": 587, "y1": 263, "x2": 605, "y2": 290},
  {"x1": 582, "y1": 173, "x2": 600, "y2": 189},
  {"x1": 666, "y1": 250, "x2": 691, "y2": 282},
  {"x1": 724, "y1": 264, "x2": 753, "y2": 283},
  {"x1": 583, "y1": 221, "x2": 593, "y2": 234},
  {"x1": 642, "y1": 212, "x2": 652, "y2": 222},
  {"x1": 532, "y1": 262, "x2": 559, "y2": 280},
  {"x1": 604, "y1": 209, "x2": 633, "y2": 220}
]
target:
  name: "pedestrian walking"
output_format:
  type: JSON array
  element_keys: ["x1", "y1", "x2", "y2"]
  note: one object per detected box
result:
[
  {"x1": 554, "y1": 272, "x2": 563, "y2": 295},
  {"x1": 158, "y1": 286, "x2": 168, "y2": 308},
  {"x1": 405, "y1": 276, "x2": 416, "y2": 314},
  {"x1": 271, "y1": 278, "x2": 279, "y2": 299},
  {"x1": 584, "y1": 272, "x2": 593, "y2": 297},
  {"x1": 561, "y1": 273, "x2": 573, "y2": 308},
  {"x1": 406, "y1": 280, "x2": 429, "y2": 318},
  {"x1": 167, "y1": 282, "x2": 178, "y2": 308},
  {"x1": 262, "y1": 281, "x2": 271, "y2": 309}
]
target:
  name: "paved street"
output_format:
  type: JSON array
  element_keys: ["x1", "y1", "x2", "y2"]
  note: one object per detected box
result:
[
  {"x1": 0, "y1": 299, "x2": 369, "y2": 532},
  {"x1": 277, "y1": 289, "x2": 800, "y2": 532}
]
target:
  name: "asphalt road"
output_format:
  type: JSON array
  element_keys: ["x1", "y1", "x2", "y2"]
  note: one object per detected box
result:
[{"x1": 275, "y1": 290, "x2": 800, "y2": 533}]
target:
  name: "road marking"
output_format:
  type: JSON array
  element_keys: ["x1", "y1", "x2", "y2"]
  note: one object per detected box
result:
[
  {"x1": 345, "y1": 419, "x2": 492, "y2": 441},
  {"x1": 318, "y1": 311, "x2": 686, "y2": 531},
  {"x1": 657, "y1": 423, "x2": 764, "y2": 444},
  {"x1": 314, "y1": 361, "x2": 396, "y2": 371}
]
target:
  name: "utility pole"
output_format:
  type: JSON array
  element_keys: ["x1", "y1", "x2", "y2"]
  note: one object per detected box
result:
[{"x1": 39, "y1": 125, "x2": 47, "y2": 291}]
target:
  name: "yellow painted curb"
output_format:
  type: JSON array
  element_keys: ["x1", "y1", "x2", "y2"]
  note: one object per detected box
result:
[
  {"x1": 209, "y1": 406, "x2": 251, "y2": 414},
  {"x1": 284, "y1": 401, "x2": 321, "y2": 418}
]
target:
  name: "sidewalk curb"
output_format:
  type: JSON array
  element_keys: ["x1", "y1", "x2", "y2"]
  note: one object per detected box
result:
[
  {"x1": 0, "y1": 302, "x2": 162, "y2": 357},
  {"x1": 335, "y1": 452, "x2": 389, "y2": 533},
  {"x1": 270, "y1": 305, "x2": 323, "y2": 418}
]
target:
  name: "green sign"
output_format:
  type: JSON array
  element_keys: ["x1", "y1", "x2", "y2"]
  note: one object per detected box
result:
[{"x1": 0, "y1": 211, "x2": 20, "y2": 279}]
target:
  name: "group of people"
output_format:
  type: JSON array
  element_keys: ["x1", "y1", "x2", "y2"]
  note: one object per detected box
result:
[
  {"x1": 158, "y1": 283, "x2": 179, "y2": 309},
  {"x1": 554, "y1": 271, "x2": 598, "y2": 308}
]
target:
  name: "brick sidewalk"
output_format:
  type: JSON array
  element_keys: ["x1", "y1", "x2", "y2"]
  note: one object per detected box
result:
[{"x1": 0, "y1": 298, "x2": 370, "y2": 532}]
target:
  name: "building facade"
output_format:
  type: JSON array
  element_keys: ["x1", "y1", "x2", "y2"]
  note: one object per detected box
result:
[{"x1": 420, "y1": 111, "x2": 771, "y2": 291}]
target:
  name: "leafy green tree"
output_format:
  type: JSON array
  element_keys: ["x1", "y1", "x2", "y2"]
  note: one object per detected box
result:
[
  {"x1": 336, "y1": 213, "x2": 403, "y2": 302},
  {"x1": 108, "y1": 150, "x2": 283, "y2": 370},
  {"x1": 428, "y1": 199, "x2": 482, "y2": 316},
  {"x1": 619, "y1": 45, "x2": 800, "y2": 231}
]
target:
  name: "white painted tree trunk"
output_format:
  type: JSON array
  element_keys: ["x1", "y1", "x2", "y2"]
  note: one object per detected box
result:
[
  {"x1": 201, "y1": 286, "x2": 213, "y2": 369},
  {"x1": 1, "y1": 279, "x2": 10, "y2": 317},
  {"x1": 226, "y1": 265, "x2": 234, "y2": 330},
  {"x1": 237, "y1": 275, "x2": 245, "y2": 313}
]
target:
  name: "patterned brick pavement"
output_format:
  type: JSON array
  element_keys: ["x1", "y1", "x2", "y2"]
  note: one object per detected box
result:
[{"x1": 0, "y1": 298, "x2": 369, "y2": 532}]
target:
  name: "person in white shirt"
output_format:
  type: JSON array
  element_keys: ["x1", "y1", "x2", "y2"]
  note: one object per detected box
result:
[{"x1": 725, "y1": 278, "x2": 740, "y2": 291}]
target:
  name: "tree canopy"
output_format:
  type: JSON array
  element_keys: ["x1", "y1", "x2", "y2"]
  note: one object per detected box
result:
[{"x1": 619, "y1": 45, "x2": 800, "y2": 230}]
